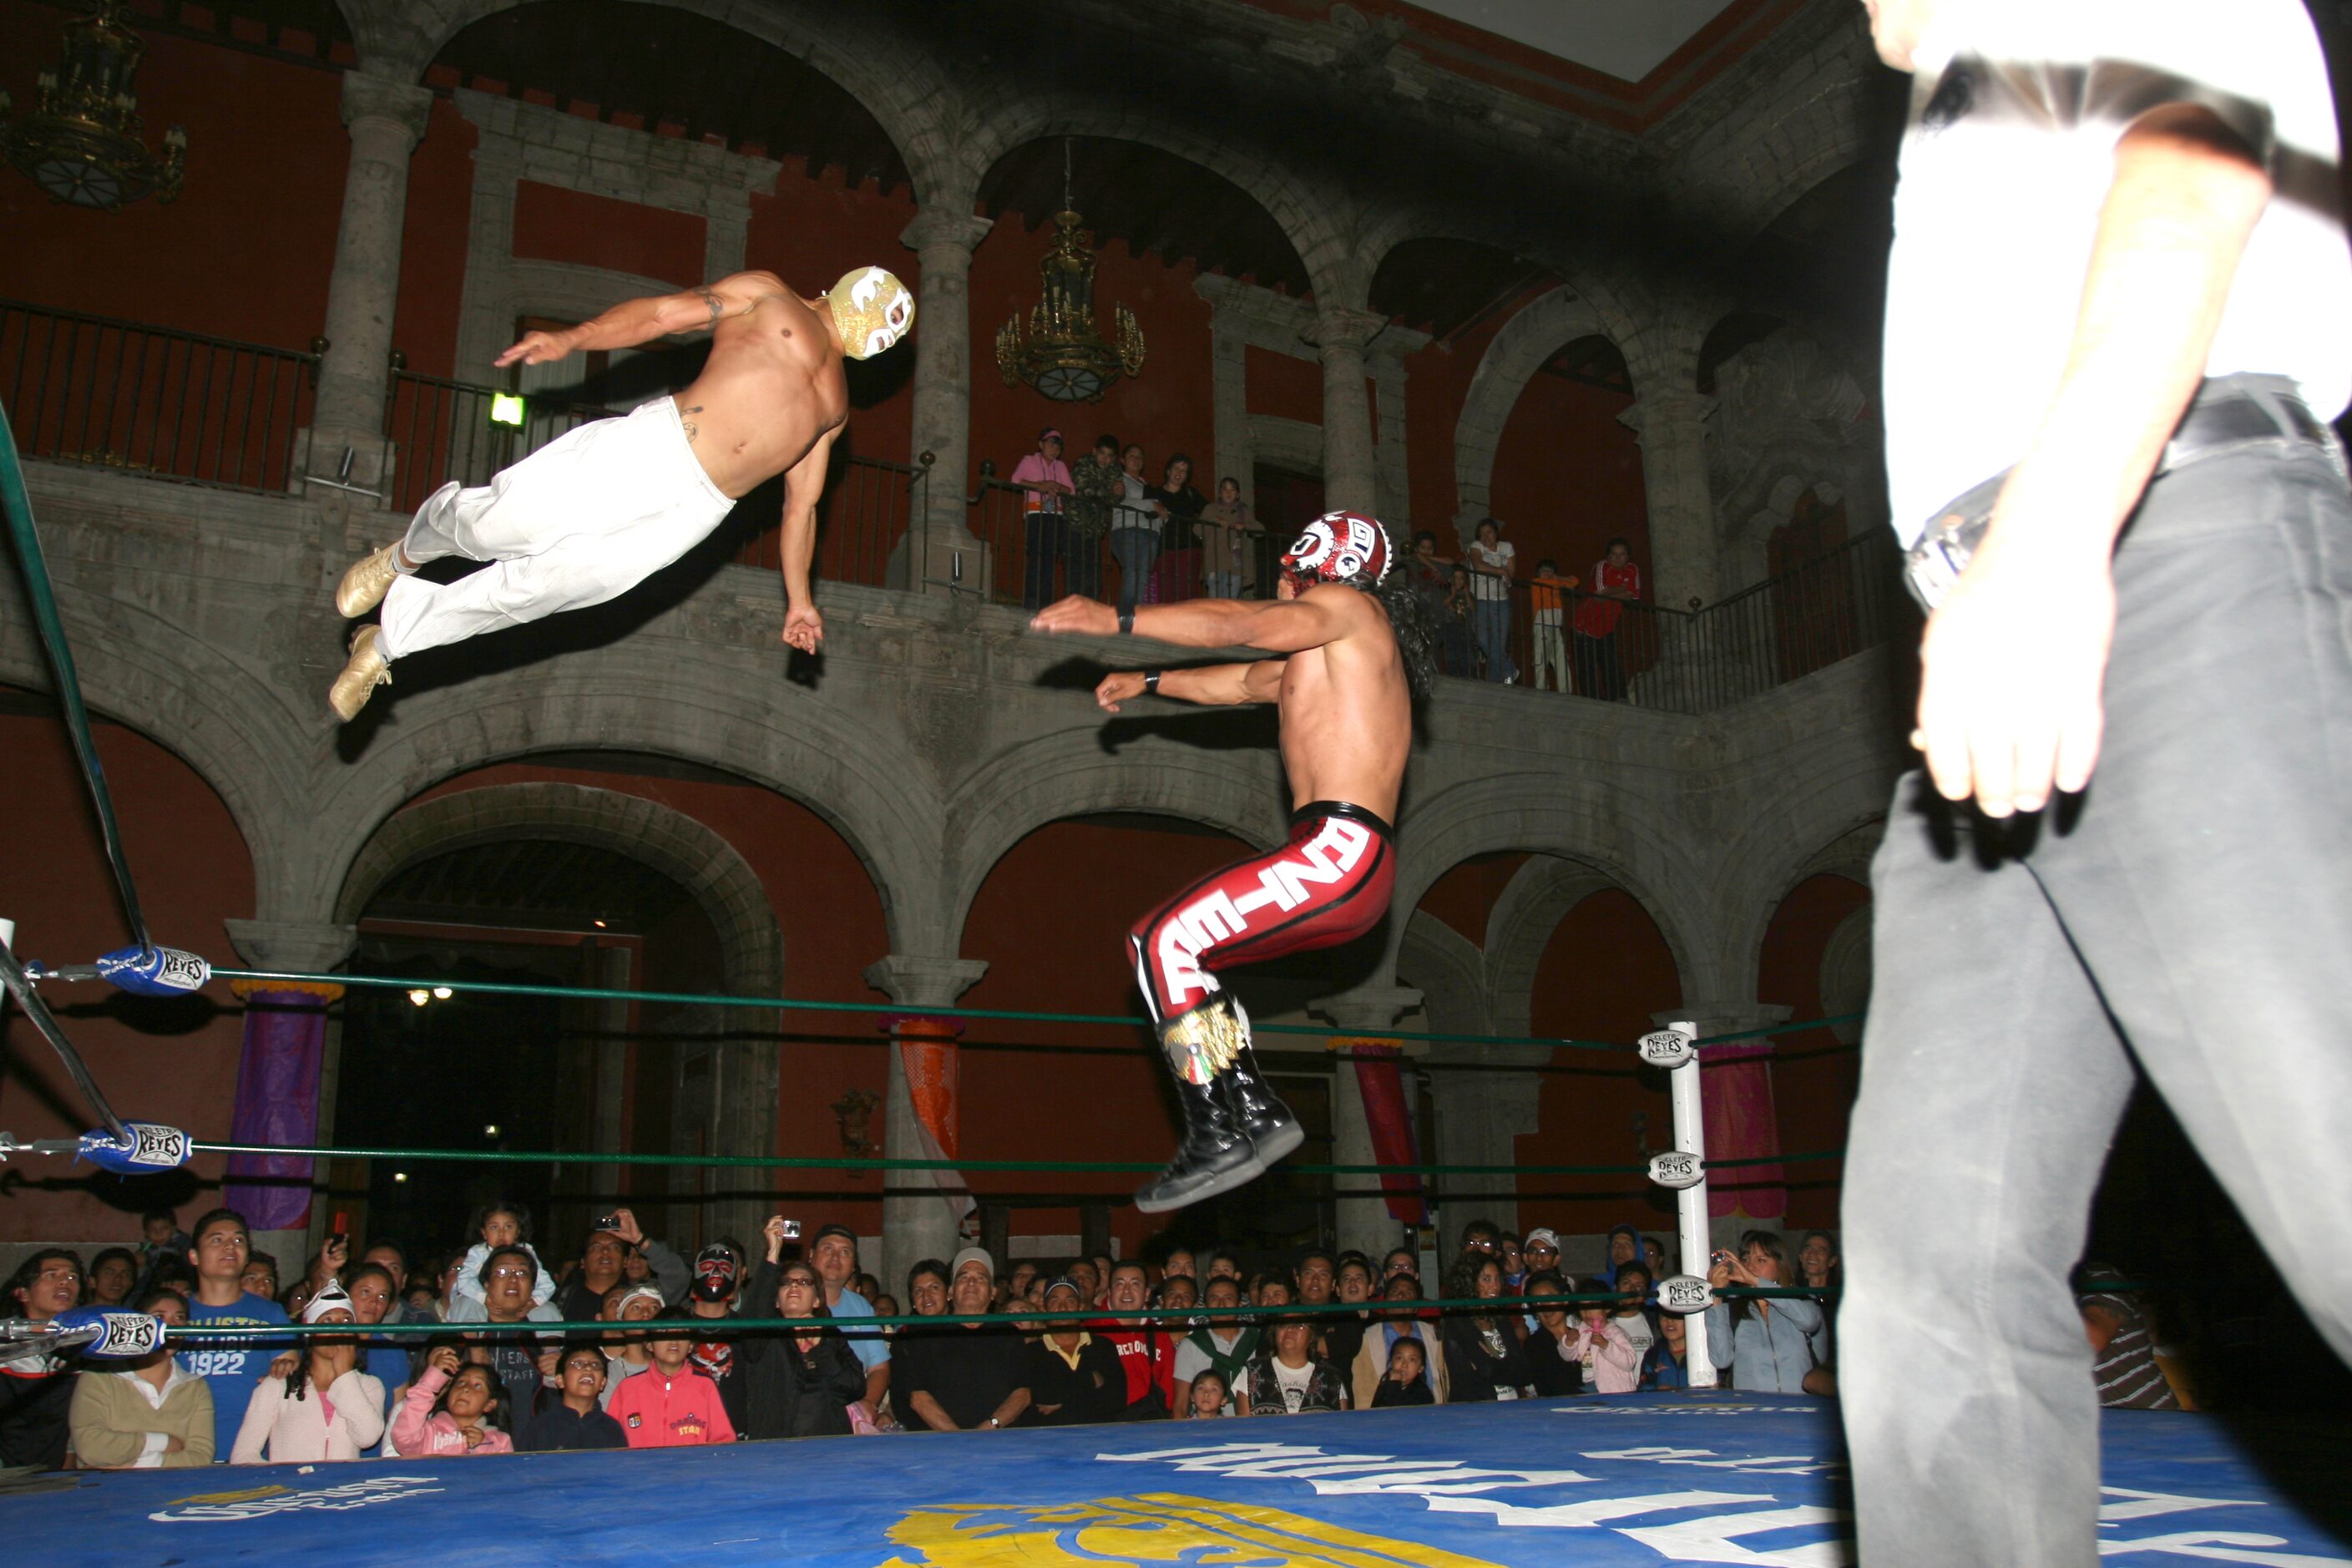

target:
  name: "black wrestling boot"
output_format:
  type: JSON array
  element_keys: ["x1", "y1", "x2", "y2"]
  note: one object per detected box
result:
[
  {"x1": 1135, "y1": 995, "x2": 1265, "y2": 1214},
  {"x1": 1222, "y1": 1015, "x2": 1306, "y2": 1168}
]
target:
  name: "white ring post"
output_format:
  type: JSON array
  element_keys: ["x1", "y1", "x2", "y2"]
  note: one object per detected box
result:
[{"x1": 1667, "y1": 1018, "x2": 1717, "y2": 1388}]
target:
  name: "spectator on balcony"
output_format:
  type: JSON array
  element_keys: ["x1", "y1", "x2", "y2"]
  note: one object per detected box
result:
[
  {"x1": 1109, "y1": 443, "x2": 1162, "y2": 617},
  {"x1": 1529, "y1": 559, "x2": 1578, "y2": 692},
  {"x1": 1464, "y1": 518, "x2": 1517, "y2": 683},
  {"x1": 1442, "y1": 564, "x2": 1479, "y2": 677},
  {"x1": 1067, "y1": 433, "x2": 1122, "y2": 598},
  {"x1": 1147, "y1": 454, "x2": 1209, "y2": 604},
  {"x1": 1012, "y1": 427, "x2": 1076, "y2": 612},
  {"x1": 1573, "y1": 536, "x2": 1641, "y2": 701},
  {"x1": 1199, "y1": 476, "x2": 1262, "y2": 598}
]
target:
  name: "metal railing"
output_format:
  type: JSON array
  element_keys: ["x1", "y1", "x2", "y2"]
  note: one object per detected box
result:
[
  {"x1": 0, "y1": 298, "x2": 316, "y2": 494},
  {"x1": 968, "y1": 476, "x2": 1286, "y2": 612},
  {"x1": 730, "y1": 452, "x2": 925, "y2": 588},
  {"x1": 380, "y1": 370, "x2": 614, "y2": 518},
  {"x1": 1435, "y1": 529, "x2": 1916, "y2": 713}
]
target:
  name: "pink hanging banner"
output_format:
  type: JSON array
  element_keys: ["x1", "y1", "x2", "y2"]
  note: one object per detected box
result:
[
  {"x1": 223, "y1": 981, "x2": 341, "y2": 1232},
  {"x1": 1345, "y1": 1039, "x2": 1428, "y2": 1226},
  {"x1": 1699, "y1": 1040, "x2": 1786, "y2": 1219},
  {"x1": 889, "y1": 1015, "x2": 972, "y2": 1222}
]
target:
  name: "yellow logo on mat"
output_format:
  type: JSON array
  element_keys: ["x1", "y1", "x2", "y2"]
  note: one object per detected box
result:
[
  {"x1": 164, "y1": 1485, "x2": 291, "y2": 1506},
  {"x1": 878, "y1": 1492, "x2": 1502, "y2": 1568}
]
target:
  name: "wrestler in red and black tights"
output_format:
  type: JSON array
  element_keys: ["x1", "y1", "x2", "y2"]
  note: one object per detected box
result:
[{"x1": 1033, "y1": 510, "x2": 1432, "y2": 1211}]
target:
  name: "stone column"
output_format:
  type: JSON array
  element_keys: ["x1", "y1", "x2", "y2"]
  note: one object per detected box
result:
[
  {"x1": 1422, "y1": 1046, "x2": 1547, "y2": 1261},
  {"x1": 1306, "y1": 305, "x2": 1386, "y2": 515},
  {"x1": 223, "y1": 918, "x2": 358, "y2": 1267},
  {"x1": 1618, "y1": 390, "x2": 1720, "y2": 611},
  {"x1": 863, "y1": 953, "x2": 989, "y2": 1294},
  {"x1": 1313, "y1": 986, "x2": 1423, "y2": 1262},
  {"x1": 302, "y1": 71, "x2": 432, "y2": 491},
  {"x1": 1653, "y1": 1002, "x2": 1793, "y2": 1242},
  {"x1": 898, "y1": 209, "x2": 996, "y2": 593}
]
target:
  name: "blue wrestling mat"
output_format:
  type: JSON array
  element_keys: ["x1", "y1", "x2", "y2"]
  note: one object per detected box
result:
[{"x1": 9, "y1": 1393, "x2": 2348, "y2": 1565}]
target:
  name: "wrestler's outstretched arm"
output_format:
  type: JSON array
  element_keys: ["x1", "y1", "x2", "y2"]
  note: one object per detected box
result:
[
  {"x1": 1093, "y1": 660, "x2": 1283, "y2": 712},
  {"x1": 778, "y1": 425, "x2": 837, "y2": 654},
  {"x1": 495, "y1": 271, "x2": 789, "y2": 367},
  {"x1": 1030, "y1": 589, "x2": 1352, "y2": 655}
]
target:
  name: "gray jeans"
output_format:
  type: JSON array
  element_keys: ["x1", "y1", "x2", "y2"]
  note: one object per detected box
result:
[{"x1": 1840, "y1": 438, "x2": 2352, "y2": 1566}]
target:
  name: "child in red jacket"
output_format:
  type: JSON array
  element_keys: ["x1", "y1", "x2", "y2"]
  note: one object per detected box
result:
[{"x1": 607, "y1": 1310, "x2": 736, "y2": 1447}]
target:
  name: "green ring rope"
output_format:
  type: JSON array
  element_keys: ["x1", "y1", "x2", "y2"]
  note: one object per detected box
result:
[
  {"x1": 189, "y1": 1139, "x2": 1840, "y2": 1178},
  {"x1": 214, "y1": 967, "x2": 1861, "y2": 1053}
]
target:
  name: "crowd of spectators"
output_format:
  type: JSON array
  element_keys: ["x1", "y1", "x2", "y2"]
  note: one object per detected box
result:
[
  {"x1": 0, "y1": 1200, "x2": 2190, "y2": 1469},
  {"x1": 1008, "y1": 427, "x2": 1272, "y2": 615}
]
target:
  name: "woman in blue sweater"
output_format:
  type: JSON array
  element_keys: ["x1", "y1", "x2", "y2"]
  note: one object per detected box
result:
[{"x1": 1701, "y1": 1232, "x2": 1822, "y2": 1393}]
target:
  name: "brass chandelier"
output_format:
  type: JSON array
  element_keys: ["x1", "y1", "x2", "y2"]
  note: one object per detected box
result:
[
  {"x1": 994, "y1": 144, "x2": 1145, "y2": 402},
  {"x1": 1, "y1": 2, "x2": 186, "y2": 210}
]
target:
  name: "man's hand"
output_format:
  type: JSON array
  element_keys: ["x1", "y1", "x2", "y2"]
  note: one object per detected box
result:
[
  {"x1": 610, "y1": 1207, "x2": 645, "y2": 1247},
  {"x1": 782, "y1": 604, "x2": 825, "y2": 655},
  {"x1": 494, "y1": 329, "x2": 574, "y2": 368},
  {"x1": 1095, "y1": 672, "x2": 1146, "y2": 712},
  {"x1": 536, "y1": 1347, "x2": 561, "y2": 1378},
  {"x1": 1912, "y1": 508, "x2": 2117, "y2": 818},
  {"x1": 1031, "y1": 596, "x2": 1119, "y2": 637}
]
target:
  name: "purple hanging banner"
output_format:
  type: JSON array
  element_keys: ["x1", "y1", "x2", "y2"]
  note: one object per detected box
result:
[{"x1": 222, "y1": 982, "x2": 341, "y2": 1231}]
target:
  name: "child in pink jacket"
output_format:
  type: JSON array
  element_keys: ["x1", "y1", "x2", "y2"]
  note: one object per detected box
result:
[
  {"x1": 1570, "y1": 1302, "x2": 1642, "y2": 1394},
  {"x1": 392, "y1": 1348, "x2": 515, "y2": 1456}
]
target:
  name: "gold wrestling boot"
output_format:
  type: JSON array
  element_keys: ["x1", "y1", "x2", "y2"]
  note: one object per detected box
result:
[
  {"x1": 327, "y1": 625, "x2": 392, "y2": 721},
  {"x1": 334, "y1": 542, "x2": 407, "y2": 618}
]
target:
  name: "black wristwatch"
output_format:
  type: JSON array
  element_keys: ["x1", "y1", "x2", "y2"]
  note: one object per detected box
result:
[
  {"x1": 1143, "y1": 670, "x2": 1162, "y2": 695},
  {"x1": 1118, "y1": 609, "x2": 1136, "y2": 635}
]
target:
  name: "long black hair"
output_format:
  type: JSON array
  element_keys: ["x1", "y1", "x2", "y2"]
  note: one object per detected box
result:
[{"x1": 1373, "y1": 570, "x2": 1441, "y2": 699}]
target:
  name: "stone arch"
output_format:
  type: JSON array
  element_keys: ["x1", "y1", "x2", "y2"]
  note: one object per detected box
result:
[
  {"x1": 1450, "y1": 286, "x2": 1623, "y2": 539},
  {"x1": 1480, "y1": 855, "x2": 1629, "y2": 1039},
  {"x1": 1386, "y1": 771, "x2": 1715, "y2": 1001},
  {"x1": 963, "y1": 113, "x2": 1342, "y2": 301},
  {"x1": 333, "y1": 780, "x2": 784, "y2": 999},
  {"x1": 395, "y1": 0, "x2": 961, "y2": 203},
  {"x1": 287, "y1": 664, "x2": 943, "y2": 952},
  {"x1": 1712, "y1": 735, "x2": 1899, "y2": 1017},
  {"x1": 939, "y1": 728, "x2": 1287, "y2": 950},
  {"x1": 0, "y1": 596, "x2": 301, "y2": 922},
  {"x1": 1395, "y1": 909, "x2": 1490, "y2": 1039}
]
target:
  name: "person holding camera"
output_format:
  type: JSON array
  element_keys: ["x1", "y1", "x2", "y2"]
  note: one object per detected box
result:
[
  {"x1": 1700, "y1": 1232, "x2": 1821, "y2": 1393},
  {"x1": 554, "y1": 1208, "x2": 685, "y2": 1323}
]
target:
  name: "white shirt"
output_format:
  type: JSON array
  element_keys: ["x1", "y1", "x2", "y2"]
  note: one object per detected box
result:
[
  {"x1": 1881, "y1": 0, "x2": 2352, "y2": 541},
  {"x1": 1466, "y1": 539, "x2": 1514, "y2": 600},
  {"x1": 1271, "y1": 1356, "x2": 1315, "y2": 1413}
]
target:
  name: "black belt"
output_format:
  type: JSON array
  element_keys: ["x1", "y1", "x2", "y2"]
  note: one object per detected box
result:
[
  {"x1": 1292, "y1": 800, "x2": 1394, "y2": 837},
  {"x1": 1901, "y1": 374, "x2": 2344, "y2": 614}
]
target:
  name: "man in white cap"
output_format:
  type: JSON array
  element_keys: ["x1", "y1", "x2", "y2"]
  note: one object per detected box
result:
[
  {"x1": 892, "y1": 1247, "x2": 1031, "y2": 1432},
  {"x1": 325, "y1": 265, "x2": 915, "y2": 719}
]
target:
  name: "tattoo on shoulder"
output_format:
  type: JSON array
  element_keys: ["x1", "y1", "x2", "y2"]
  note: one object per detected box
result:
[
  {"x1": 680, "y1": 404, "x2": 705, "y2": 444},
  {"x1": 698, "y1": 290, "x2": 722, "y2": 332}
]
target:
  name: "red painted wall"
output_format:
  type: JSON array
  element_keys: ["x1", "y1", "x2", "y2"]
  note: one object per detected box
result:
[
  {"x1": 1518, "y1": 888, "x2": 1683, "y2": 1239},
  {"x1": 1414, "y1": 852, "x2": 1529, "y2": 948},
  {"x1": 1755, "y1": 873, "x2": 1869, "y2": 1232},
  {"x1": 391, "y1": 98, "x2": 481, "y2": 380},
  {"x1": 957, "y1": 817, "x2": 1254, "y2": 1257},
  {"x1": 0, "y1": 703, "x2": 254, "y2": 1244},
  {"x1": 0, "y1": 14, "x2": 345, "y2": 348},
  {"x1": 512, "y1": 181, "x2": 705, "y2": 288}
]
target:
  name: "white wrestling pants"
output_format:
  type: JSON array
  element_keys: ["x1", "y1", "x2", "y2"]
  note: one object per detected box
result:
[{"x1": 377, "y1": 396, "x2": 736, "y2": 660}]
